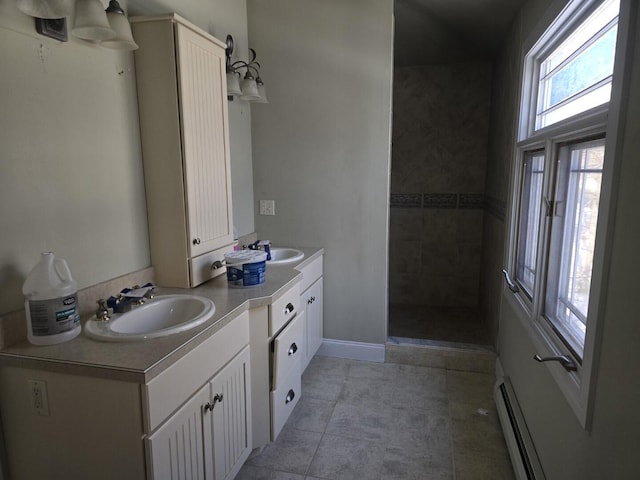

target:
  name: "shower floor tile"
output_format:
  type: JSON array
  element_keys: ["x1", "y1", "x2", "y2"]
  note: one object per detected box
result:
[{"x1": 388, "y1": 304, "x2": 493, "y2": 346}]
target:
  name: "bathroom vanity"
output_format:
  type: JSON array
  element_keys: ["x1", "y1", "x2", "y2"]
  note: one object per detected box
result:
[{"x1": 0, "y1": 248, "x2": 323, "y2": 480}]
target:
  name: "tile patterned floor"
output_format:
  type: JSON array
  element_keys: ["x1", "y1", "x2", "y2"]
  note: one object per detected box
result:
[{"x1": 237, "y1": 352, "x2": 515, "y2": 480}]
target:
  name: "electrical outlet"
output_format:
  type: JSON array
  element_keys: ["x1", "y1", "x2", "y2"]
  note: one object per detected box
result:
[
  {"x1": 259, "y1": 200, "x2": 276, "y2": 216},
  {"x1": 28, "y1": 379, "x2": 49, "y2": 415}
]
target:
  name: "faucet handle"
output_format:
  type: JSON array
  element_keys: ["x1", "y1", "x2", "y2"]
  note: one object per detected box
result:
[{"x1": 95, "y1": 299, "x2": 111, "y2": 322}]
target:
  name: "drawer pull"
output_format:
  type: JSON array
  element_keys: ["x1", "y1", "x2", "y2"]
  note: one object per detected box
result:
[
  {"x1": 285, "y1": 389, "x2": 296, "y2": 404},
  {"x1": 203, "y1": 393, "x2": 224, "y2": 412},
  {"x1": 284, "y1": 303, "x2": 295, "y2": 315},
  {"x1": 288, "y1": 343, "x2": 298, "y2": 356},
  {"x1": 193, "y1": 237, "x2": 201, "y2": 245},
  {"x1": 210, "y1": 260, "x2": 225, "y2": 270}
]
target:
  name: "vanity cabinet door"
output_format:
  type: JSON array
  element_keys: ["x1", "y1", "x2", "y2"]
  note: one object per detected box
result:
[
  {"x1": 175, "y1": 23, "x2": 234, "y2": 259},
  {"x1": 205, "y1": 346, "x2": 252, "y2": 480},
  {"x1": 147, "y1": 346, "x2": 251, "y2": 480},
  {"x1": 304, "y1": 278, "x2": 323, "y2": 371},
  {"x1": 147, "y1": 384, "x2": 210, "y2": 480}
]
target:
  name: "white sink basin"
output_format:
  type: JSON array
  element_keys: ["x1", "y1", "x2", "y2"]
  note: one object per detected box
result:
[
  {"x1": 84, "y1": 295, "x2": 215, "y2": 342},
  {"x1": 268, "y1": 247, "x2": 304, "y2": 265}
]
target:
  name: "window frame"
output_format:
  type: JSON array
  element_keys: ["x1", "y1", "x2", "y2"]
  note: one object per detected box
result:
[{"x1": 505, "y1": 0, "x2": 633, "y2": 429}]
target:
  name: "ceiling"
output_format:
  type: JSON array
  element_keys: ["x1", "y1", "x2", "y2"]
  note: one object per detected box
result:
[{"x1": 394, "y1": 0, "x2": 528, "y2": 66}]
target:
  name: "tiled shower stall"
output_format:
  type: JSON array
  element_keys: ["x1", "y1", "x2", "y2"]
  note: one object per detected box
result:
[{"x1": 388, "y1": 62, "x2": 498, "y2": 345}]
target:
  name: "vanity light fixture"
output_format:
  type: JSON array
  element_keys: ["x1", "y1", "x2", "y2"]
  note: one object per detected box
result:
[
  {"x1": 16, "y1": 0, "x2": 72, "y2": 19},
  {"x1": 101, "y1": 0, "x2": 138, "y2": 50},
  {"x1": 225, "y1": 34, "x2": 268, "y2": 103},
  {"x1": 71, "y1": 0, "x2": 115, "y2": 41},
  {"x1": 17, "y1": 0, "x2": 137, "y2": 49}
]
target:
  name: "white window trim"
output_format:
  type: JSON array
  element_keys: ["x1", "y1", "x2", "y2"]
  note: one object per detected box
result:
[{"x1": 504, "y1": 0, "x2": 634, "y2": 429}]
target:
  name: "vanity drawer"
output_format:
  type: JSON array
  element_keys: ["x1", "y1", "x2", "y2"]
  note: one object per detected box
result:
[
  {"x1": 270, "y1": 370, "x2": 301, "y2": 440},
  {"x1": 269, "y1": 282, "x2": 300, "y2": 337},
  {"x1": 271, "y1": 311, "x2": 304, "y2": 391}
]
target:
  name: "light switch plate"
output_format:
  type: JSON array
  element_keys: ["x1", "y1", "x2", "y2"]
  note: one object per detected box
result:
[{"x1": 260, "y1": 200, "x2": 275, "y2": 216}]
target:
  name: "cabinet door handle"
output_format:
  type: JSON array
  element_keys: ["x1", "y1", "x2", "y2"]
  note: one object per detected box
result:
[
  {"x1": 307, "y1": 296, "x2": 316, "y2": 305},
  {"x1": 285, "y1": 389, "x2": 295, "y2": 404},
  {"x1": 288, "y1": 343, "x2": 298, "y2": 356},
  {"x1": 284, "y1": 303, "x2": 294, "y2": 315},
  {"x1": 193, "y1": 238, "x2": 201, "y2": 245},
  {"x1": 203, "y1": 393, "x2": 224, "y2": 412}
]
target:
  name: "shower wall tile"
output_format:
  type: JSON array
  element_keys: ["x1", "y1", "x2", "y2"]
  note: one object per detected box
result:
[{"x1": 389, "y1": 62, "x2": 492, "y2": 308}]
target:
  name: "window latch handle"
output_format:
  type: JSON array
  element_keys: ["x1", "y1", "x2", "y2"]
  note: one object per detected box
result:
[
  {"x1": 502, "y1": 269, "x2": 520, "y2": 293},
  {"x1": 534, "y1": 354, "x2": 577, "y2": 371}
]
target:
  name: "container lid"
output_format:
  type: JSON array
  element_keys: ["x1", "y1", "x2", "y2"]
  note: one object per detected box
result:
[{"x1": 224, "y1": 250, "x2": 268, "y2": 265}]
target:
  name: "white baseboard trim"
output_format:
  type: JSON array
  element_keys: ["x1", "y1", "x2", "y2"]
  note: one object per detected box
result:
[{"x1": 316, "y1": 338, "x2": 386, "y2": 362}]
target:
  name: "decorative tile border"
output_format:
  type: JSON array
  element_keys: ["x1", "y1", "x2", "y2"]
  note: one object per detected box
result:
[
  {"x1": 390, "y1": 192, "x2": 505, "y2": 219},
  {"x1": 459, "y1": 193, "x2": 486, "y2": 209},
  {"x1": 390, "y1": 193, "x2": 423, "y2": 208},
  {"x1": 423, "y1": 193, "x2": 457, "y2": 209}
]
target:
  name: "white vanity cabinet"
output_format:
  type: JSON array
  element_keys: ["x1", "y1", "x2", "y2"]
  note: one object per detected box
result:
[
  {"x1": 131, "y1": 14, "x2": 235, "y2": 288},
  {"x1": 298, "y1": 255, "x2": 324, "y2": 371},
  {"x1": 0, "y1": 310, "x2": 252, "y2": 480},
  {"x1": 143, "y1": 311, "x2": 252, "y2": 480},
  {"x1": 147, "y1": 346, "x2": 251, "y2": 480}
]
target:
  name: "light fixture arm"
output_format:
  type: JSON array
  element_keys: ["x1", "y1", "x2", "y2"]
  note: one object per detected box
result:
[{"x1": 225, "y1": 34, "x2": 267, "y2": 102}]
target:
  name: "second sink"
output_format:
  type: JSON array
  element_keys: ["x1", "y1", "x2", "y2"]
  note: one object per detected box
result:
[{"x1": 268, "y1": 247, "x2": 304, "y2": 265}]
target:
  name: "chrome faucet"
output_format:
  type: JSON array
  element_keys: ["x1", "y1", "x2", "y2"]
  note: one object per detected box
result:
[{"x1": 106, "y1": 283, "x2": 155, "y2": 314}]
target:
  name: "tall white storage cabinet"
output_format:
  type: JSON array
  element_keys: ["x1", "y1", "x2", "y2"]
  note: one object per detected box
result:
[{"x1": 131, "y1": 14, "x2": 235, "y2": 288}]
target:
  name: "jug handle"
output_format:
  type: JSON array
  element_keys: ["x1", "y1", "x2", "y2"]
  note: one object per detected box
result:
[{"x1": 54, "y1": 258, "x2": 73, "y2": 283}]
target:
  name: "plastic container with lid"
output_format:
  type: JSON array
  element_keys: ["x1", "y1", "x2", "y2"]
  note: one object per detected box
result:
[
  {"x1": 224, "y1": 250, "x2": 267, "y2": 287},
  {"x1": 22, "y1": 252, "x2": 81, "y2": 346}
]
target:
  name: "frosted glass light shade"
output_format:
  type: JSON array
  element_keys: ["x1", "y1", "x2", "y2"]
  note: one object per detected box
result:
[
  {"x1": 254, "y1": 83, "x2": 268, "y2": 104},
  {"x1": 226, "y1": 72, "x2": 242, "y2": 96},
  {"x1": 72, "y1": 0, "x2": 115, "y2": 41},
  {"x1": 101, "y1": 9, "x2": 138, "y2": 50},
  {"x1": 16, "y1": 0, "x2": 72, "y2": 18},
  {"x1": 239, "y1": 78, "x2": 260, "y2": 101}
]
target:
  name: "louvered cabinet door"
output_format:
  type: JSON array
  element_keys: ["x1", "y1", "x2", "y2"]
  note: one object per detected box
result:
[
  {"x1": 146, "y1": 384, "x2": 210, "y2": 480},
  {"x1": 204, "y1": 346, "x2": 252, "y2": 480},
  {"x1": 175, "y1": 23, "x2": 234, "y2": 258}
]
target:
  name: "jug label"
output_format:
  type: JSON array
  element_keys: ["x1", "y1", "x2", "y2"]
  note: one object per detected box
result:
[{"x1": 28, "y1": 295, "x2": 80, "y2": 336}]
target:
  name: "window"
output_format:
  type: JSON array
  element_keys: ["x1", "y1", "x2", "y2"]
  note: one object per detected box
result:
[
  {"x1": 544, "y1": 138, "x2": 605, "y2": 359},
  {"x1": 515, "y1": 151, "x2": 545, "y2": 298},
  {"x1": 507, "y1": 0, "x2": 627, "y2": 427},
  {"x1": 535, "y1": 0, "x2": 620, "y2": 129}
]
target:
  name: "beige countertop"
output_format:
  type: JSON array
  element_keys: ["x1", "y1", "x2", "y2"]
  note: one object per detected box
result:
[{"x1": 0, "y1": 247, "x2": 323, "y2": 384}]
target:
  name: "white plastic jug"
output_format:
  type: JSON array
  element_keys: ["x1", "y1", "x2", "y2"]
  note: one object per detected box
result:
[{"x1": 22, "y1": 252, "x2": 81, "y2": 346}]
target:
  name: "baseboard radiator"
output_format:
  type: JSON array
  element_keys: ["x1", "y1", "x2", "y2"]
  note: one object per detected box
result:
[{"x1": 494, "y1": 377, "x2": 546, "y2": 480}]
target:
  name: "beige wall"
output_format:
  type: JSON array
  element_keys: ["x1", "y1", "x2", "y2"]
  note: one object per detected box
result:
[
  {"x1": 0, "y1": 0, "x2": 253, "y2": 315},
  {"x1": 248, "y1": 0, "x2": 394, "y2": 344}
]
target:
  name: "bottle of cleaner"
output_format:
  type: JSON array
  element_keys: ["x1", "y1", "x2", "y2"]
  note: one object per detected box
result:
[{"x1": 22, "y1": 252, "x2": 81, "y2": 346}]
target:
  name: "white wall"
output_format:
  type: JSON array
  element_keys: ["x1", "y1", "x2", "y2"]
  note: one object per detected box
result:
[
  {"x1": 247, "y1": 0, "x2": 394, "y2": 344},
  {"x1": 0, "y1": 0, "x2": 253, "y2": 315},
  {"x1": 496, "y1": 0, "x2": 640, "y2": 477}
]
